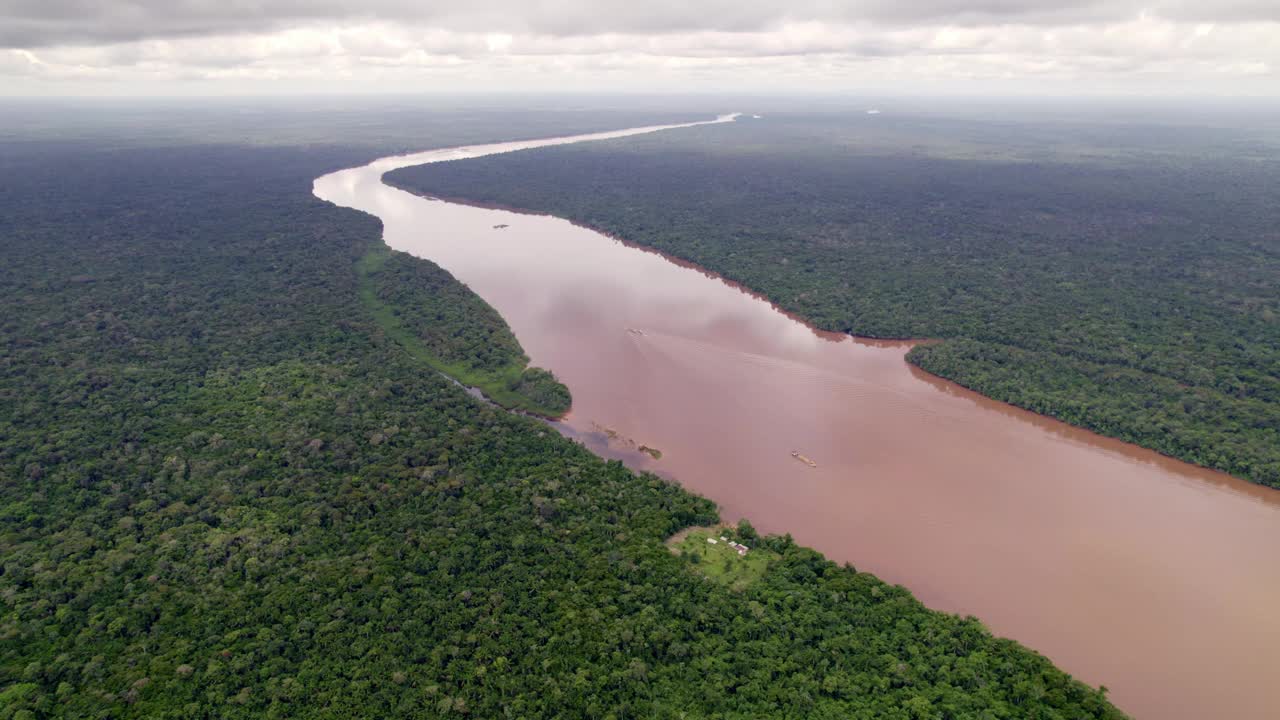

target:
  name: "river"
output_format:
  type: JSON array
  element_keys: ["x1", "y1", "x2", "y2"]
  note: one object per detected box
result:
[{"x1": 313, "y1": 114, "x2": 1280, "y2": 720}]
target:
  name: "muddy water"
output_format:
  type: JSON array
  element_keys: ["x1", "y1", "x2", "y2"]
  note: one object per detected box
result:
[{"x1": 314, "y1": 117, "x2": 1280, "y2": 720}]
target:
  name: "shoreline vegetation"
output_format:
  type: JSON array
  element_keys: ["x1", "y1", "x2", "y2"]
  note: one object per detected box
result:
[
  {"x1": 356, "y1": 244, "x2": 571, "y2": 419},
  {"x1": 1, "y1": 125, "x2": 1123, "y2": 717},
  {"x1": 385, "y1": 117, "x2": 1280, "y2": 488}
]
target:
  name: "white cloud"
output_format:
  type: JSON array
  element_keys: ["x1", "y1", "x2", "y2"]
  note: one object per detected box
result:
[{"x1": 0, "y1": 2, "x2": 1276, "y2": 95}]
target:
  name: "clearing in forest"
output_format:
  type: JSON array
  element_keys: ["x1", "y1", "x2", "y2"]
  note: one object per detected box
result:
[{"x1": 668, "y1": 526, "x2": 778, "y2": 591}]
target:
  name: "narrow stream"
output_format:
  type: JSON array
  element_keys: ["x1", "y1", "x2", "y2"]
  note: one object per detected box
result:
[{"x1": 314, "y1": 115, "x2": 1280, "y2": 720}]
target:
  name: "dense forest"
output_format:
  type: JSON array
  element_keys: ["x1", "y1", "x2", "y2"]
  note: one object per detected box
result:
[
  {"x1": 388, "y1": 112, "x2": 1280, "y2": 487},
  {"x1": 0, "y1": 115, "x2": 1123, "y2": 716},
  {"x1": 358, "y1": 245, "x2": 570, "y2": 417}
]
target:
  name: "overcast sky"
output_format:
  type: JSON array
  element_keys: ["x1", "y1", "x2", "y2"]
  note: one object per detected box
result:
[{"x1": 1, "y1": 1, "x2": 1278, "y2": 96}]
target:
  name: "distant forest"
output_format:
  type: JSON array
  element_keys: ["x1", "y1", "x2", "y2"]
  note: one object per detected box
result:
[
  {"x1": 0, "y1": 114, "x2": 1123, "y2": 717},
  {"x1": 389, "y1": 113, "x2": 1280, "y2": 488}
]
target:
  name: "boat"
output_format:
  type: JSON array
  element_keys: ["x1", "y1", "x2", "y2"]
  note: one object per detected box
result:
[{"x1": 791, "y1": 450, "x2": 817, "y2": 468}]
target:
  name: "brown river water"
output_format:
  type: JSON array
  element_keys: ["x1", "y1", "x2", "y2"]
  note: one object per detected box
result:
[{"x1": 314, "y1": 115, "x2": 1280, "y2": 719}]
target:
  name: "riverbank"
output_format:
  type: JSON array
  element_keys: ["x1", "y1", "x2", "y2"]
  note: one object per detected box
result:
[{"x1": 356, "y1": 243, "x2": 571, "y2": 419}]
